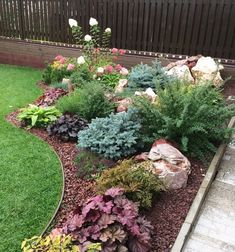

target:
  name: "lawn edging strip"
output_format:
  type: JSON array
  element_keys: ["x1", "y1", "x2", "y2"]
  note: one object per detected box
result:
[
  {"x1": 40, "y1": 140, "x2": 65, "y2": 236},
  {"x1": 171, "y1": 116, "x2": 235, "y2": 252}
]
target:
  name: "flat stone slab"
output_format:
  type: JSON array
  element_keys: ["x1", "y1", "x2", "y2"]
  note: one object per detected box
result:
[
  {"x1": 184, "y1": 233, "x2": 235, "y2": 252},
  {"x1": 183, "y1": 141, "x2": 235, "y2": 252}
]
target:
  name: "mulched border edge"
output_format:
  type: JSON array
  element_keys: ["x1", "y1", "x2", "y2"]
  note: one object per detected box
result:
[{"x1": 171, "y1": 116, "x2": 235, "y2": 252}]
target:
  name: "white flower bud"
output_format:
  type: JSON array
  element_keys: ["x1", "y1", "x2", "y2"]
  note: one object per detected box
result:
[
  {"x1": 89, "y1": 17, "x2": 98, "y2": 26},
  {"x1": 68, "y1": 18, "x2": 77, "y2": 27},
  {"x1": 77, "y1": 56, "x2": 85, "y2": 65},
  {"x1": 105, "y1": 28, "x2": 111, "y2": 33},
  {"x1": 84, "y1": 34, "x2": 92, "y2": 42}
]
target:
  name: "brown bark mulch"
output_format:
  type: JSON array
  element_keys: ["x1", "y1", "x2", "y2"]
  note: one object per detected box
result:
[{"x1": 6, "y1": 110, "x2": 206, "y2": 252}]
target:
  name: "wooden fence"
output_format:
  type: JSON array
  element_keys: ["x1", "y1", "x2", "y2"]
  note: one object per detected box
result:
[{"x1": 0, "y1": 0, "x2": 235, "y2": 59}]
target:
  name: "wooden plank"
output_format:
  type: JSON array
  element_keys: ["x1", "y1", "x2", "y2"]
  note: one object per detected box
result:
[
  {"x1": 183, "y1": 0, "x2": 196, "y2": 55},
  {"x1": 136, "y1": 0, "x2": 144, "y2": 51},
  {"x1": 147, "y1": 0, "x2": 156, "y2": 51},
  {"x1": 216, "y1": 0, "x2": 231, "y2": 58},
  {"x1": 116, "y1": 0, "x2": 123, "y2": 48},
  {"x1": 121, "y1": 0, "x2": 128, "y2": 49},
  {"x1": 152, "y1": 0, "x2": 163, "y2": 52},
  {"x1": 142, "y1": 0, "x2": 150, "y2": 51},
  {"x1": 164, "y1": 0, "x2": 175, "y2": 53},
  {"x1": 126, "y1": 0, "x2": 134, "y2": 50},
  {"x1": 224, "y1": 1, "x2": 235, "y2": 59},
  {"x1": 131, "y1": 0, "x2": 139, "y2": 50},
  {"x1": 177, "y1": 0, "x2": 190, "y2": 55}
]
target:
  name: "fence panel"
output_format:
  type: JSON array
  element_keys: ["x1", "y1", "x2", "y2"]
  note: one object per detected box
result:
[{"x1": 0, "y1": 0, "x2": 234, "y2": 59}]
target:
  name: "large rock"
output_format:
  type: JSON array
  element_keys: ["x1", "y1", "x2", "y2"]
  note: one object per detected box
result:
[
  {"x1": 166, "y1": 65, "x2": 194, "y2": 83},
  {"x1": 115, "y1": 79, "x2": 128, "y2": 93},
  {"x1": 191, "y1": 56, "x2": 224, "y2": 86},
  {"x1": 140, "y1": 139, "x2": 191, "y2": 189},
  {"x1": 116, "y1": 98, "x2": 132, "y2": 112},
  {"x1": 135, "y1": 87, "x2": 157, "y2": 102}
]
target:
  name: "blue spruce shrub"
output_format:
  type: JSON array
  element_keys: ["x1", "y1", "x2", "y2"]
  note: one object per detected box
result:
[
  {"x1": 77, "y1": 109, "x2": 141, "y2": 160},
  {"x1": 127, "y1": 60, "x2": 172, "y2": 92}
]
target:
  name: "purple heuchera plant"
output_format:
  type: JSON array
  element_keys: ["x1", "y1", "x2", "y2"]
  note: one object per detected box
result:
[{"x1": 62, "y1": 188, "x2": 153, "y2": 252}]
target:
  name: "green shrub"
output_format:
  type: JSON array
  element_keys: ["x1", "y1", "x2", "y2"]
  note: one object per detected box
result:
[
  {"x1": 127, "y1": 60, "x2": 171, "y2": 92},
  {"x1": 96, "y1": 159, "x2": 165, "y2": 208},
  {"x1": 69, "y1": 65, "x2": 93, "y2": 87},
  {"x1": 133, "y1": 80, "x2": 235, "y2": 160},
  {"x1": 75, "y1": 150, "x2": 112, "y2": 180},
  {"x1": 77, "y1": 109, "x2": 141, "y2": 160},
  {"x1": 56, "y1": 82, "x2": 115, "y2": 121},
  {"x1": 18, "y1": 105, "x2": 61, "y2": 128},
  {"x1": 42, "y1": 65, "x2": 71, "y2": 85},
  {"x1": 50, "y1": 82, "x2": 69, "y2": 91},
  {"x1": 100, "y1": 72, "x2": 121, "y2": 89}
]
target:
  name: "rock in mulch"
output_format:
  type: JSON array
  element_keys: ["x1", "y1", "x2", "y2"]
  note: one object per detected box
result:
[{"x1": 145, "y1": 159, "x2": 206, "y2": 252}]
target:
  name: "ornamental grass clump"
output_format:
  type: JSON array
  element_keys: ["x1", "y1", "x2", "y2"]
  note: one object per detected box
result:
[
  {"x1": 56, "y1": 82, "x2": 115, "y2": 122},
  {"x1": 133, "y1": 79, "x2": 235, "y2": 160},
  {"x1": 77, "y1": 109, "x2": 141, "y2": 160},
  {"x1": 62, "y1": 188, "x2": 153, "y2": 252},
  {"x1": 96, "y1": 159, "x2": 165, "y2": 208}
]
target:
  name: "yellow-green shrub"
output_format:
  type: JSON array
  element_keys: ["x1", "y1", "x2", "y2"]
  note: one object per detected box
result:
[{"x1": 96, "y1": 159, "x2": 165, "y2": 208}]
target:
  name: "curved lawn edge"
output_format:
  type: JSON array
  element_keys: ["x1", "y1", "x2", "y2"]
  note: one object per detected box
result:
[
  {"x1": 5, "y1": 118, "x2": 65, "y2": 236},
  {"x1": 0, "y1": 65, "x2": 63, "y2": 251},
  {"x1": 34, "y1": 135, "x2": 65, "y2": 236}
]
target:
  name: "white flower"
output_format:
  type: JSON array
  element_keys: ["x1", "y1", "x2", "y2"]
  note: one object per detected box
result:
[
  {"x1": 77, "y1": 56, "x2": 85, "y2": 65},
  {"x1": 97, "y1": 67, "x2": 104, "y2": 74},
  {"x1": 89, "y1": 17, "x2": 98, "y2": 26},
  {"x1": 84, "y1": 34, "x2": 92, "y2": 42},
  {"x1": 68, "y1": 18, "x2": 77, "y2": 27},
  {"x1": 120, "y1": 67, "x2": 129, "y2": 76},
  {"x1": 105, "y1": 28, "x2": 111, "y2": 33}
]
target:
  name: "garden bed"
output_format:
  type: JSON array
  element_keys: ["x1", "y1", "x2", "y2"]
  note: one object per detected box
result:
[{"x1": 7, "y1": 108, "x2": 206, "y2": 252}]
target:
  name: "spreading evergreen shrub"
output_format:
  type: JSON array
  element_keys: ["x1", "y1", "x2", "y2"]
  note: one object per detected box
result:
[
  {"x1": 77, "y1": 109, "x2": 141, "y2": 160},
  {"x1": 127, "y1": 60, "x2": 171, "y2": 92},
  {"x1": 56, "y1": 82, "x2": 115, "y2": 121},
  {"x1": 96, "y1": 159, "x2": 165, "y2": 208},
  {"x1": 133, "y1": 80, "x2": 235, "y2": 160}
]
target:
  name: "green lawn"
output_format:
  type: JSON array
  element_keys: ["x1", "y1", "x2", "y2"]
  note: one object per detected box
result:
[{"x1": 0, "y1": 65, "x2": 63, "y2": 252}]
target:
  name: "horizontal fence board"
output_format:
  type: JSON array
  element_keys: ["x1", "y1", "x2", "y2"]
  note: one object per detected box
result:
[{"x1": 0, "y1": 0, "x2": 234, "y2": 59}]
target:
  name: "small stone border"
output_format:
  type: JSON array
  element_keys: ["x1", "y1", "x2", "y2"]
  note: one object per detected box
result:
[{"x1": 171, "y1": 116, "x2": 235, "y2": 252}]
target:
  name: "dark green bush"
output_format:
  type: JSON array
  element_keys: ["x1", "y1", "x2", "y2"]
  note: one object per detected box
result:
[
  {"x1": 56, "y1": 82, "x2": 115, "y2": 121},
  {"x1": 69, "y1": 66, "x2": 93, "y2": 87},
  {"x1": 133, "y1": 80, "x2": 235, "y2": 160},
  {"x1": 42, "y1": 65, "x2": 71, "y2": 85},
  {"x1": 75, "y1": 150, "x2": 113, "y2": 180},
  {"x1": 96, "y1": 159, "x2": 165, "y2": 208},
  {"x1": 77, "y1": 109, "x2": 141, "y2": 160}
]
